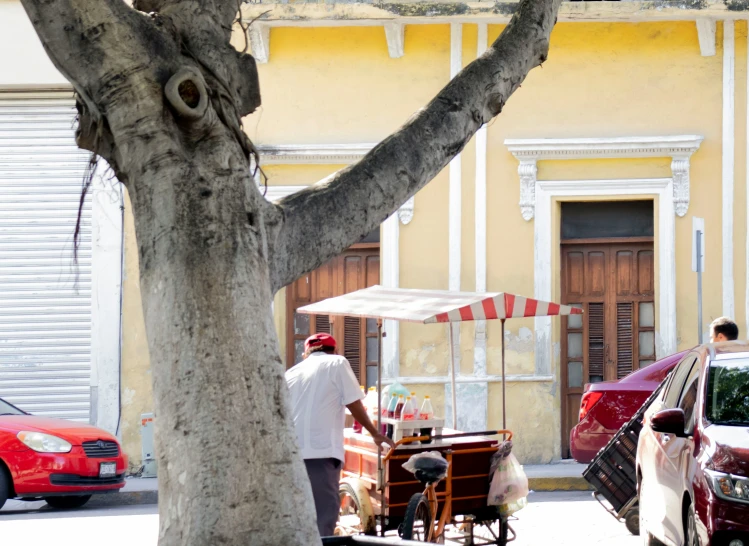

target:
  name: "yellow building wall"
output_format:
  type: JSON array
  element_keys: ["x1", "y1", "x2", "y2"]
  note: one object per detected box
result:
[
  {"x1": 120, "y1": 190, "x2": 153, "y2": 471},
  {"x1": 120, "y1": 20, "x2": 749, "y2": 465}
]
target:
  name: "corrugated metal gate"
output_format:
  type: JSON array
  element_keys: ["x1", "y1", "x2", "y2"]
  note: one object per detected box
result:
[{"x1": 0, "y1": 91, "x2": 92, "y2": 421}]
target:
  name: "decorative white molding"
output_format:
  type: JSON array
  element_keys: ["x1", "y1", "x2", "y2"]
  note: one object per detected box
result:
[
  {"x1": 534, "y1": 178, "x2": 677, "y2": 377},
  {"x1": 696, "y1": 18, "x2": 717, "y2": 57},
  {"x1": 671, "y1": 157, "x2": 690, "y2": 217},
  {"x1": 506, "y1": 135, "x2": 703, "y2": 220},
  {"x1": 384, "y1": 22, "x2": 405, "y2": 59},
  {"x1": 383, "y1": 374, "x2": 555, "y2": 385},
  {"x1": 724, "y1": 20, "x2": 735, "y2": 318},
  {"x1": 518, "y1": 160, "x2": 538, "y2": 222},
  {"x1": 257, "y1": 143, "x2": 374, "y2": 165},
  {"x1": 248, "y1": 24, "x2": 270, "y2": 64},
  {"x1": 397, "y1": 196, "x2": 414, "y2": 225},
  {"x1": 505, "y1": 135, "x2": 704, "y2": 160}
]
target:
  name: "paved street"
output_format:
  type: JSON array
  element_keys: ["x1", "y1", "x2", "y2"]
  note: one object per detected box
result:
[{"x1": 0, "y1": 491, "x2": 637, "y2": 546}]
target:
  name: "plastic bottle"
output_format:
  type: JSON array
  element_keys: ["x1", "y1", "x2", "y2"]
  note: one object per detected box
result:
[
  {"x1": 380, "y1": 390, "x2": 390, "y2": 435},
  {"x1": 410, "y1": 392, "x2": 421, "y2": 419},
  {"x1": 401, "y1": 396, "x2": 416, "y2": 437},
  {"x1": 386, "y1": 393, "x2": 398, "y2": 439},
  {"x1": 419, "y1": 396, "x2": 434, "y2": 444},
  {"x1": 363, "y1": 387, "x2": 377, "y2": 436}
]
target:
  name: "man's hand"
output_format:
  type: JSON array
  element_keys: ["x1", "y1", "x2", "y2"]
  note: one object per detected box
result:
[{"x1": 373, "y1": 432, "x2": 396, "y2": 451}]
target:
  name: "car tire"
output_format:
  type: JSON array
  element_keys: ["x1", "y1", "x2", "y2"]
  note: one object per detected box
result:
[
  {"x1": 685, "y1": 503, "x2": 699, "y2": 546},
  {"x1": 625, "y1": 507, "x2": 640, "y2": 536},
  {"x1": 43, "y1": 495, "x2": 92, "y2": 510},
  {"x1": 0, "y1": 466, "x2": 9, "y2": 510}
]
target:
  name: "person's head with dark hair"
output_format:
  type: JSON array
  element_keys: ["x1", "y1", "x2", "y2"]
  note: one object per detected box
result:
[
  {"x1": 303, "y1": 333, "x2": 337, "y2": 358},
  {"x1": 710, "y1": 317, "x2": 739, "y2": 342}
]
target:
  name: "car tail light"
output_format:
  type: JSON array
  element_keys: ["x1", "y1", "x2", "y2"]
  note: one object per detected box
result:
[{"x1": 579, "y1": 392, "x2": 604, "y2": 421}]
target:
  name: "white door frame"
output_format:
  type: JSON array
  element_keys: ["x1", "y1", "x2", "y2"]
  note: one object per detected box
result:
[{"x1": 533, "y1": 178, "x2": 677, "y2": 378}]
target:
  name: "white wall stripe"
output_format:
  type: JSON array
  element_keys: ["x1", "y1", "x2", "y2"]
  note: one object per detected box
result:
[
  {"x1": 746, "y1": 25, "x2": 749, "y2": 340},
  {"x1": 381, "y1": 213, "x2": 400, "y2": 379},
  {"x1": 723, "y1": 20, "x2": 735, "y2": 318},
  {"x1": 474, "y1": 23, "x2": 488, "y2": 380}
]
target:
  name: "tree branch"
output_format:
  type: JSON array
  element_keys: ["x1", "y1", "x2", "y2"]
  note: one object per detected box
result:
[{"x1": 268, "y1": 0, "x2": 562, "y2": 293}]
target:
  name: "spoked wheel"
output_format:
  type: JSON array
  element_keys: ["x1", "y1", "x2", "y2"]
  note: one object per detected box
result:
[
  {"x1": 336, "y1": 481, "x2": 376, "y2": 536},
  {"x1": 400, "y1": 493, "x2": 433, "y2": 541},
  {"x1": 476, "y1": 517, "x2": 510, "y2": 545}
]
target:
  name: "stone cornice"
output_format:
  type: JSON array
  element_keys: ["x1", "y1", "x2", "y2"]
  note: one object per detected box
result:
[
  {"x1": 242, "y1": 1, "x2": 741, "y2": 24},
  {"x1": 504, "y1": 135, "x2": 704, "y2": 161},
  {"x1": 257, "y1": 143, "x2": 375, "y2": 165}
]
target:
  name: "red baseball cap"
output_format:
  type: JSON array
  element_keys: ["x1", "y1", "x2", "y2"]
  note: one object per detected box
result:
[{"x1": 304, "y1": 333, "x2": 337, "y2": 351}]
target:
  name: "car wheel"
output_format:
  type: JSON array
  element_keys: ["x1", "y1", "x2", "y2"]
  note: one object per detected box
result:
[
  {"x1": 625, "y1": 507, "x2": 640, "y2": 536},
  {"x1": 0, "y1": 466, "x2": 9, "y2": 510},
  {"x1": 685, "y1": 503, "x2": 699, "y2": 546},
  {"x1": 43, "y1": 495, "x2": 92, "y2": 510}
]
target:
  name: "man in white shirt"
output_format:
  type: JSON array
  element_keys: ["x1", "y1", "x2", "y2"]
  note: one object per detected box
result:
[{"x1": 286, "y1": 332, "x2": 393, "y2": 536}]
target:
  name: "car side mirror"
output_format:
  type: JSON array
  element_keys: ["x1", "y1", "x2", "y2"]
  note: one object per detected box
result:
[{"x1": 650, "y1": 408, "x2": 687, "y2": 438}]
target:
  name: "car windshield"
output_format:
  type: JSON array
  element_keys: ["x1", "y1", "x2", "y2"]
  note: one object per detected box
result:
[
  {"x1": 706, "y1": 358, "x2": 749, "y2": 426},
  {"x1": 0, "y1": 398, "x2": 25, "y2": 416}
]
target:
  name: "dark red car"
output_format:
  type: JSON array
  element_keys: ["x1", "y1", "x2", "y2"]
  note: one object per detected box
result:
[
  {"x1": 637, "y1": 342, "x2": 749, "y2": 546},
  {"x1": 570, "y1": 351, "x2": 687, "y2": 463},
  {"x1": 0, "y1": 397, "x2": 128, "y2": 510}
]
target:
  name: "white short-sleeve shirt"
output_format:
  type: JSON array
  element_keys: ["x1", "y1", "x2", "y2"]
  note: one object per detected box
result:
[{"x1": 285, "y1": 352, "x2": 364, "y2": 462}]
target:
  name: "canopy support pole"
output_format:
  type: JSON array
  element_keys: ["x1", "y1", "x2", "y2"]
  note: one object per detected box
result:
[
  {"x1": 376, "y1": 319, "x2": 384, "y2": 536},
  {"x1": 448, "y1": 322, "x2": 458, "y2": 429},
  {"x1": 501, "y1": 318, "x2": 506, "y2": 432}
]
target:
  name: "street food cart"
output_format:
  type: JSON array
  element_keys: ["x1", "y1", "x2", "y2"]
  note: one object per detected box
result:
[{"x1": 298, "y1": 286, "x2": 582, "y2": 544}]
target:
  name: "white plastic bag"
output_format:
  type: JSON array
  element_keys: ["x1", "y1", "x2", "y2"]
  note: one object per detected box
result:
[
  {"x1": 402, "y1": 451, "x2": 449, "y2": 483},
  {"x1": 487, "y1": 453, "x2": 529, "y2": 515}
]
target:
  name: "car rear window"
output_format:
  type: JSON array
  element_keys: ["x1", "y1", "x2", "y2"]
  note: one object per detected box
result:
[{"x1": 706, "y1": 358, "x2": 749, "y2": 426}]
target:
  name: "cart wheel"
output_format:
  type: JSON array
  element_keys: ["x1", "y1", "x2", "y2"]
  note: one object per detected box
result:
[
  {"x1": 337, "y1": 480, "x2": 376, "y2": 536},
  {"x1": 400, "y1": 493, "x2": 432, "y2": 541},
  {"x1": 625, "y1": 508, "x2": 640, "y2": 536}
]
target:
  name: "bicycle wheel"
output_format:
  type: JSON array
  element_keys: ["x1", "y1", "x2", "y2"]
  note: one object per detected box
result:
[{"x1": 400, "y1": 493, "x2": 432, "y2": 541}]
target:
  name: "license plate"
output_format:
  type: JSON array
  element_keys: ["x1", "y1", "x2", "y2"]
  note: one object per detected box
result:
[{"x1": 99, "y1": 462, "x2": 117, "y2": 478}]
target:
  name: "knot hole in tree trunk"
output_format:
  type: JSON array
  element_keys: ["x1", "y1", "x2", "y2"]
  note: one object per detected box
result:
[{"x1": 165, "y1": 67, "x2": 208, "y2": 120}]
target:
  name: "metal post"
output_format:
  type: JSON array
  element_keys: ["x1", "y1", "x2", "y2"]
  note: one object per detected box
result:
[
  {"x1": 448, "y1": 322, "x2": 458, "y2": 429},
  {"x1": 697, "y1": 230, "x2": 704, "y2": 344},
  {"x1": 501, "y1": 319, "x2": 506, "y2": 431}
]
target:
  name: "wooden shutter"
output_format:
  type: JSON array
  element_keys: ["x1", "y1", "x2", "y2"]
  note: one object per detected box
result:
[
  {"x1": 343, "y1": 317, "x2": 362, "y2": 381},
  {"x1": 588, "y1": 302, "x2": 605, "y2": 382},
  {"x1": 314, "y1": 315, "x2": 331, "y2": 334},
  {"x1": 616, "y1": 303, "x2": 634, "y2": 379}
]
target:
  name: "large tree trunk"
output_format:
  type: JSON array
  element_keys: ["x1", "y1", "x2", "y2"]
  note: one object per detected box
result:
[{"x1": 20, "y1": 0, "x2": 562, "y2": 544}]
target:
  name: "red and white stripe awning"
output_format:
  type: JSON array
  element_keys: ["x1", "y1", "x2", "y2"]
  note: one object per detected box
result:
[{"x1": 296, "y1": 285, "x2": 582, "y2": 324}]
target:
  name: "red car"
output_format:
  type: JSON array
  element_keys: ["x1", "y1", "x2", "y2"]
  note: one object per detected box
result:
[
  {"x1": 570, "y1": 351, "x2": 687, "y2": 463},
  {"x1": 0, "y1": 397, "x2": 128, "y2": 509},
  {"x1": 637, "y1": 342, "x2": 749, "y2": 546}
]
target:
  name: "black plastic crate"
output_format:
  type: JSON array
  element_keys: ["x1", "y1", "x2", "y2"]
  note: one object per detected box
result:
[
  {"x1": 584, "y1": 457, "x2": 637, "y2": 512},
  {"x1": 583, "y1": 376, "x2": 670, "y2": 515}
]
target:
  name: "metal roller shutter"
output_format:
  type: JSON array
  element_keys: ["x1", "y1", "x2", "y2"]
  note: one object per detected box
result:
[{"x1": 0, "y1": 91, "x2": 92, "y2": 421}]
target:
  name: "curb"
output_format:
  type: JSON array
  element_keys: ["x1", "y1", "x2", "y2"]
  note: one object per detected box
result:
[
  {"x1": 528, "y1": 476, "x2": 593, "y2": 492},
  {"x1": 86, "y1": 490, "x2": 158, "y2": 508}
]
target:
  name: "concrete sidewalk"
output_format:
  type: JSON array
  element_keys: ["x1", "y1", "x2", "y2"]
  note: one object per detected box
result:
[{"x1": 524, "y1": 461, "x2": 592, "y2": 492}]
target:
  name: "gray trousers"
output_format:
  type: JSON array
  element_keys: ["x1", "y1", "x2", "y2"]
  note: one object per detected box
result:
[{"x1": 304, "y1": 458, "x2": 342, "y2": 537}]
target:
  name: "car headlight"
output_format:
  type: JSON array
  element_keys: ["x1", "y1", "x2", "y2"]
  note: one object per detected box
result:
[
  {"x1": 17, "y1": 431, "x2": 72, "y2": 453},
  {"x1": 705, "y1": 469, "x2": 749, "y2": 504}
]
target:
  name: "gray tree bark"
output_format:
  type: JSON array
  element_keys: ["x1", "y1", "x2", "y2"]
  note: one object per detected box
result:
[{"x1": 20, "y1": 0, "x2": 561, "y2": 544}]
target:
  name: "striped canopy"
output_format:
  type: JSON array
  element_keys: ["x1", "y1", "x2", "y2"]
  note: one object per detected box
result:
[{"x1": 296, "y1": 285, "x2": 582, "y2": 324}]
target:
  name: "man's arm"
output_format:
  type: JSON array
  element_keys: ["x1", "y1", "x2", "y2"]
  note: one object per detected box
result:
[{"x1": 346, "y1": 400, "x2": 395, "y2": 450}]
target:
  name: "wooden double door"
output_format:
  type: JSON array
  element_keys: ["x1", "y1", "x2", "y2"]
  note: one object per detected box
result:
[
  {"x1": 561, "y1": 241, "x2": 656, "y2": 458},
  {"x1": 286, "y1": 245, "x2": 380, "y2": 387}
]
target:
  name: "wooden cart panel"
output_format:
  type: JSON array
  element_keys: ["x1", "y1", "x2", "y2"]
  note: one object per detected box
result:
[{"x1": 343, "y1": 432, "x2": 497, "y2": 519}]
